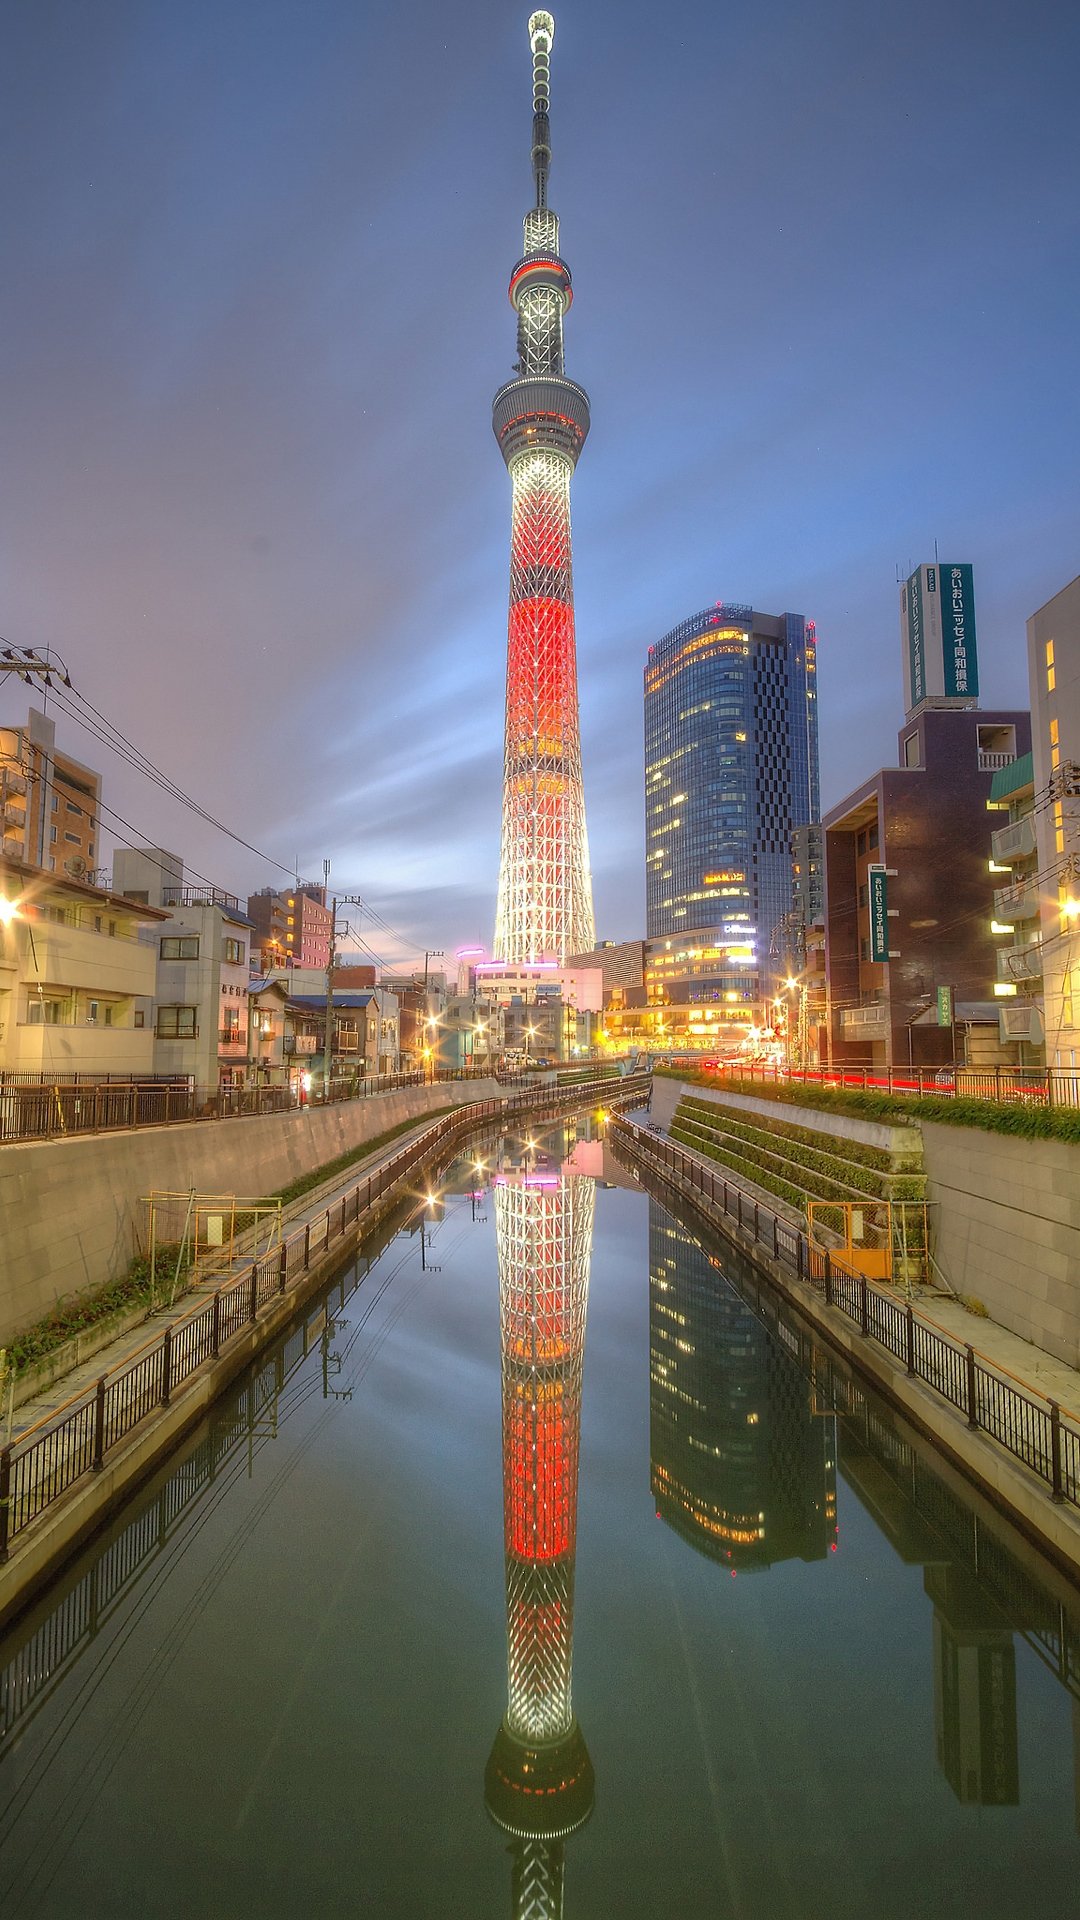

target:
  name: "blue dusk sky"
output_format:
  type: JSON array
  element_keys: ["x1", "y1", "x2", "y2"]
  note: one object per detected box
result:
[{"x1": 1, "y1": 0, "x2": 1077, "y2": 965}]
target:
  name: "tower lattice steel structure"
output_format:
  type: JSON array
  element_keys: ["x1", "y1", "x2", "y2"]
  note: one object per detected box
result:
[
  {"x1": 485, "y1": 1157, "x2": 595, "y2": 1919},
  {"x1": 493, "y1": 12, "x2": 594, "y2": 964}
]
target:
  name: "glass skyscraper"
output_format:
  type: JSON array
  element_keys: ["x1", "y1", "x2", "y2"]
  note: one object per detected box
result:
[{"x1": 644, "y1": 604, "x2": 820, "y2": 980}]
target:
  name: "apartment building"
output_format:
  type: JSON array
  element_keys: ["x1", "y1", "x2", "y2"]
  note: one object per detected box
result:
[
  {"x1": 113, "y1": 848, "x2": 253, "y2": 1092},
  {"x1": 1, "y1": 707, "x2": 101, "y2": 878},
  {"x1": 0, "y1": 853, "x2": 164, "y2": 1075}
]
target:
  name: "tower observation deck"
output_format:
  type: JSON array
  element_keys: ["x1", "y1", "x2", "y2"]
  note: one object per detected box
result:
[{"x1": 493, "y1": 12, "x2": 595, "y2": 965}]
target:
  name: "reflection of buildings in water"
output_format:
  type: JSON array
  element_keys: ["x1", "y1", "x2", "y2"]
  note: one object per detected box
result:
[
  {"x1": 928, "y1": 1564, "x2": 1019, "y2": 1806},
  {"x1": 827, "y1": 1384, "x2": 1028, "y2": 1810},
  {"x1": 485, "y1": 1163, "x2": 595, "y2": 1917},
  {"x1": 648, "y1": 1209, "x2": 837, "y2": 1570}
]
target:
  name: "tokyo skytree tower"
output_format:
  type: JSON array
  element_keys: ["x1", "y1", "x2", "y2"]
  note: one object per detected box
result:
[
  {"x1": 485, "y1": 1157, "x2": 595, "y2": 1918},
  {"x1": 493, "y1": 12, "x2": 595, "y2": 964}
]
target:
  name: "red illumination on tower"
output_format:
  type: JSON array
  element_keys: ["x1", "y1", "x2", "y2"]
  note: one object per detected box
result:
[
  {"x1": 492, "y1": 10, "x2": 594, "y2": 965},
  {"x1": 485, "y1": 1148, "x2": 595, "y2": 1914}
]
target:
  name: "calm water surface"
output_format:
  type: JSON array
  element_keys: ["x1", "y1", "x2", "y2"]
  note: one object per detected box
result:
[{"x1": 1, "y1": 1118, "x2": 1078, "y2": 1919}]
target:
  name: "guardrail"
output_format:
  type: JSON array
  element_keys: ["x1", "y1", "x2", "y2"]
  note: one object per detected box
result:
[
  {"x1": 611, "y1": 1116, "x2": 1080, "y2": 1512},
  {"x1": 0, "y1": 1072, "x2": 649, "y2": 1562},
  {"x1": 700, "y1": 1061, "x2": 1080, "y2": 1108}
]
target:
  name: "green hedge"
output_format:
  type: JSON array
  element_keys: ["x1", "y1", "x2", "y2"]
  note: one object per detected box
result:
[
  {"x1": 657, "y1": 1067, "x2": 1080, "y2": 1144},
  {"x1": 676, "y1": 1099, "x2": 907, "y2": 1196},
  {"x1": 678, "y1": 1091, "x2": 896, "y2": 1171},
  {"x1": 669, "y1": 1124, "x2": 808, "y2": 1214},
  {"x1": 673, "y1": 1113, "x2": 881, "y2": 1208}
]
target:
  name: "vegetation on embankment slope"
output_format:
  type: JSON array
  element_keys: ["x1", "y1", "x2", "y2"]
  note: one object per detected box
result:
[{"x1": 654, "y1": 1067, "x2": 1080, "y2": 1143}]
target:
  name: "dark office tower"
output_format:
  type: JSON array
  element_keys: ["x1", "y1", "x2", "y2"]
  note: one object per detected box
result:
[
  {"x1": 649, "y1": 1207, "x2": 836, "y2": 1570},
  {"x1": 644, "y1": 605, "x2": 820, "y2": 974},
  {"x1": 485, "y1": 1154, "x2": 595, "y2": 1917},
  {"x1": 926, "y1": 1563, "x2": 1019, "y2": 1806}
]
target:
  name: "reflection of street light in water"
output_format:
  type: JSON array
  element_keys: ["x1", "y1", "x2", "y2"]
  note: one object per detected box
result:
[{"x1": 485, "y1": 1163, "x2": 595, "y2": 1913}]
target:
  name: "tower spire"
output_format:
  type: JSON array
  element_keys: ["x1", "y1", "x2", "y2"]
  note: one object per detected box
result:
[
  {"x1": 529, "y1": 11, "x2": 554, "y2": 208},
  {"x1": 493, "y1": 13, "x2": 595, "y2": 964}
]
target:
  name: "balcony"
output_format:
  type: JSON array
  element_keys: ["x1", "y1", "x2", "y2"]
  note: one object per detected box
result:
[
  {"x1": 999, "y1": 1002, "x2": 1044, "y2": 1045},
  {"x1": 993, "y1": 877, "x2": 1041, "y2": 925},
  {"x1": 990, "y1": 813, "x2": 1037, "y2": 864},
  {"x1": 164, "y1": 886, "x2": 240, "y2": 911},
  {"x1": 978, "y1": 750, "x2": 1017, "y2": 772},
  {"x1": 840, "y1": 1002, "x2": 889, "y2": 1038},
  {"x1": 218, "y1": 1029, "x2": 247, "y2": 1052},
  {"x1": 997, "y1": 940, "x2": 1043, "y2": 983}
]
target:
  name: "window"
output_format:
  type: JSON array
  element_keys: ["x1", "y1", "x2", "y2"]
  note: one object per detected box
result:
[
  {"x1": 161, "y1": 936, "x2": 199, "y2": 960},
  {"x1": 134, "y1": 1008, "x2": 145, "y2": 1028},
  {"x1": 221, "y1": 1007, "x2": 241, "y2": 1041},
  {"x1": 223, "y1": 937, "x2": 245, "y2": 965},
  {"x1": 1046, "y1": 638, "x2": 1056, "y2": 691},
  {"x1": 66, "y1": 800, "x2": 82, "y2": 815},
  {"x1": 87, "y1": 1000, "x2": 99, "y2": 1024},
  {"x1": 51, "y1": 795, "x2": 58, "y2": 812},
  {"x1": 858, "y1": 883, "x2": 868, "y2": 908},
  {"x1": 104, "y1": 1005, "x2": 114, "y2": 1027},
  {"x1": 868, "y1": 823, "x2": 879, "y2": 850},
  {"x1": 50, "y1": 826, "x2": 57, "y2": 844},
  {"x1": 27, "y1": 999, "x2": 62, "y2": 1024},
  {"x1": 157, "y1": 1006, "x2": 196, "y2": 1038},
  {"x1": 64, "y1": 831, "x2": 81, "y2": 846}
]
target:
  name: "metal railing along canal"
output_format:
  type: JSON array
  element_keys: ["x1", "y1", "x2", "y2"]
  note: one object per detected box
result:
[{"x1": 612, "y1": 1115, "x2": 1080, "y2": 1514}]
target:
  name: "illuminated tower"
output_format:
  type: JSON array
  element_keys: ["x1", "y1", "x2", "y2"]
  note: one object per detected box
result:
[
  {"x1": 485, "y1": 1156, "x2": 595, "y2": 1917},
  {"x1": 493, "y1": 12, "x2": 594, "y2": 964}
]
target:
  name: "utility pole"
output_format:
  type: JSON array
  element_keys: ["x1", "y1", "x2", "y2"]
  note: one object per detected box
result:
[
  {"x1": 422, "y1": 949, "x2": 444, "y2": 1078},
  {"x1": 321, "y1": 870, "x2": 366, "y2": 1100},
  {"x1": 321, "y1": 862, "x2": 336, "y2": 1103}
]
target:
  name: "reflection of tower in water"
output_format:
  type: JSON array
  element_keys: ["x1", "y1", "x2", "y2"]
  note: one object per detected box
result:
[{"x1": 485, "y1": 1155, "x2": 595, "y2": 1918}]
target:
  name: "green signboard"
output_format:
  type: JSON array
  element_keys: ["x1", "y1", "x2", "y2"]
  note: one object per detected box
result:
[
  {"x1": 868, "y1": 866, "x2": 890, "y2": 963},
  {"x1": 906, "y1": 569, "x2": 925, "y2": 708},
  {"x1": 936, "y1": 562, "x2": 978, "y2": 698},
  {"x1": 937, "y1": 985, "x2": 953, "y2": 1028}
]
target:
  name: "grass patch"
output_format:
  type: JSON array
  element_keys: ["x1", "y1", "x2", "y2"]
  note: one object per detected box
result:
[
  {"x1": 267, "y1": 1109, "x2": 457, "y2": 1207},
  {"x1": 3, "y1": 1247, "x2": 193, "y2": 1377}
]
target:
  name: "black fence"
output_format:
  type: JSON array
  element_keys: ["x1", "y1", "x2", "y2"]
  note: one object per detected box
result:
[
  {"x1": 0, "y1": 1072, "x2": 650, "y2": 1563},
  {"x1": 708, "y1": 1061, "x2": 1080, "y2": 1109},
  {"x1": 612, "y1": 1116, "x2": 1080, "y2": 1513}
]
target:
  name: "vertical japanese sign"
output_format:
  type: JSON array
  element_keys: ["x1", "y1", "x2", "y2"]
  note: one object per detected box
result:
[
  {"x1": 905, "y1": 569, "x2": 925, "y2": 708},
  {"x1": 868, "y1": 865, "x2": 890, "y2": 963},
  {"x1": 937, "y1": 985, "x2": 953, "y2": 1028},
  {"x1": 939, "y1": 563, "x2": 978, "y2": 698}
]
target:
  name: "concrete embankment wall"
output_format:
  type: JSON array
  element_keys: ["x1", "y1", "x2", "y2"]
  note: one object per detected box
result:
[
  {"x1": 0, "y1": 1081, "x2": 500, "y2": 1344},
  {"x1": 651, "y1": 1076, "x2": 1080, "y2": 1371},
  {"x1": 921, "y1": 1120, "x2": 1080, "y2": 1367}
]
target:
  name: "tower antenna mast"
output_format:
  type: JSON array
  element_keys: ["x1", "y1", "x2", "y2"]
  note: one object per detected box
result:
[{"x1": 493, "y1": 12, "x2": 595, "y2": 964}]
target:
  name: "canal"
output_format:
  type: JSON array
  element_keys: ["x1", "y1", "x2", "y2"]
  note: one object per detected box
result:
[{"x1": 1, "y1": 1114, "x2": 1079, "y2": 1918}]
